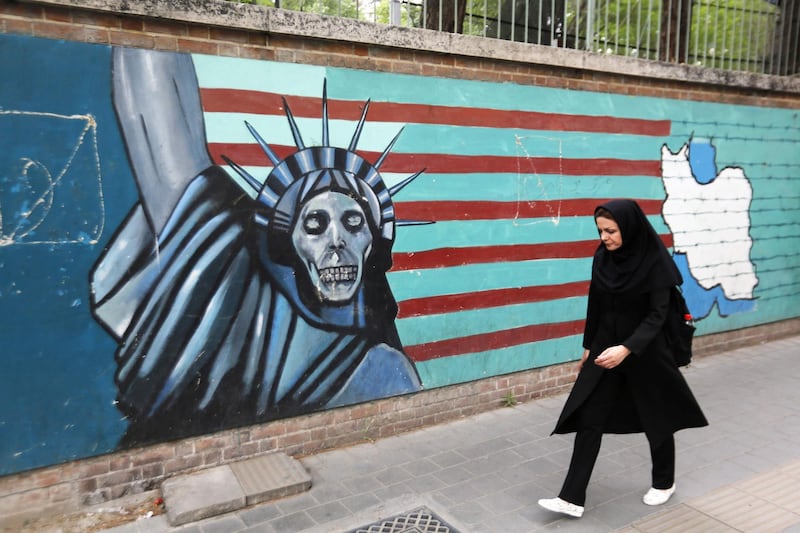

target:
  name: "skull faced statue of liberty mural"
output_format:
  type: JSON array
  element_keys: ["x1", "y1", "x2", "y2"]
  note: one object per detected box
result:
[
  {"x1": 90, "y1": 48, "x2": 424, "y2": 447},
  {"x1": 291, "y1": 189, "x2": 373, "y2": 303}
]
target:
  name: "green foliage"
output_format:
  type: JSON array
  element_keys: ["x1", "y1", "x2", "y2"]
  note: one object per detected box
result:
[
  {"x1": 502, "y1": 390, "x2": 518, "y2": 407},
  {"x1": 464, "y1": 0, "x2": 499, "y2": 37},
  {"x1": 225, "y1": 0, "x2": 781, "y2": 73},
  {"x1": 371, "y1": 0, "x2": 423, "y2": 26},
  {"x1": 564, "y1": 0, "x2": 778, "y2": 71},
  {"x1": 569, "y1": 0, "x2": 662, "y2": 57},
  {"x1": 689, "y1": 0, "x2": 778, "y2": 70}
]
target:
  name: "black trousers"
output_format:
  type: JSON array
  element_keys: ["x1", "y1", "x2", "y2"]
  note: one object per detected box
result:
[{"x1": 558, "y1": 370, "x2": 675, "y2": 506}]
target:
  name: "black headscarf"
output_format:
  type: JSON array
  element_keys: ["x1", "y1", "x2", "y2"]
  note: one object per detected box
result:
[{"x1": 591, "y1": 199, "x2": 682, "y2": 294}]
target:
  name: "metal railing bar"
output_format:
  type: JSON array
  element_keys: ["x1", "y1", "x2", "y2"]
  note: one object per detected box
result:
[{"x1": 251, "y1": 0, "x2": 797, "y2": 76}]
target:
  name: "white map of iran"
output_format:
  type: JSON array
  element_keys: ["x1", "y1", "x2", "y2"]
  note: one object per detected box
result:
[{"x1": 661, "y1": 142, "x2": 758, "y2": 301}]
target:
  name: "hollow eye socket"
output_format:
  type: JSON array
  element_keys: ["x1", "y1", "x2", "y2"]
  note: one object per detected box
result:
[
  {"x1": 342, "y1": 210, "x2": 365, "y2": 233},
  {"x1": 303, "y1": 211, "x2": 329, "y2": 235}
]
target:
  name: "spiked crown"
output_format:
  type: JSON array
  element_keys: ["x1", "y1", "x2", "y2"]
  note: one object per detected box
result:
[{"x1": 222, "y1": 81, "x2": 425, "y2": 245}]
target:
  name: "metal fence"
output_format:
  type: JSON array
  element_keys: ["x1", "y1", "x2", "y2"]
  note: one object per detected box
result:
[{"x1": 237, "y1": 0, "x2": 800, "y2": 75}]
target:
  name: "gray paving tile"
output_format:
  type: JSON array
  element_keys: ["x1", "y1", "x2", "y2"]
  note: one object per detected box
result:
[
  {"x1": 518, "y1": 455, "x2": 569, "y2": 477},
  {"x1": 682, "y1": 459, "x2": 757, "y2": 492},
  {"x1": 589, "y1": 494, "x2": 654, "y2": 530},
  {"x1": 305, "y1": 501, "x2": 351, "y2": 524},
  {"x1": 540, "y1": 514, "x2": 613, "y2": 531},
  {"x1": 505, "y1": 427, "x2": 545, "y2": 447},
  {"x1": 238, "y1": 504, "x2": 282, "y2": 527},
  {"x1": 446, "y1": 499, "x2": 490, "y2": 525},
  {"x1": 726, "y1": 450, "x2": 787, "y2": 474},
  {"x1": 274, "y1": 492, "x2": 320, "y2": 515},
  {"x1": 197, "y1": 514, "x2": 247, "y2": 533},
  {"x1": 428, "y1": 450, "x2": 468, "y2": 469},
  {"x1": 457, "y1": 436, "x2": 519, "y2": 460},
  {"x1": 433, "y1": 465, "x2": 474, "y2": 486},
  {"x1": 402, "y1": 472, "x2": 449, "y2": 493},
  {"x1": 478, "y1": 510, "x2": 543, "y2": 532},
  {"x1": 511, "y1": 437, "x2": 566, "y2": 460},
  {"x1": 371, "y1": 481, "x2": 417, "y2": 502},
  {"x1": 339, "y1": 492, "x2": 382, "y2": 514},
  {"x1": 462, "y1": 449, "x2": 524, "y2": 476},
  {"x1": 171, "y1": 525, "x2": 203, "y2": 533},
  {"x1": 399, "y1": 458, "x2": 441, "y2": 477},
  {"x1": 339, "y1": 474, "x2": 384, "y2": 495},
  {"x1": 475, "y1": 487, "x2": 528, "y2": 515},
  {"x1": 495, "y1": 458, "x2": 551, "y2": 485},
  {"x1": 467, "y1": 471, "x2": 514, "y2": 495},
  {"x1": 267, "y1": 511, "x2": 315, "y2": 532},
  {"x1": 437, "y1": 478, "x2": 486, "y2": 503},
  {"x1": 241, "y1": 522, "x2": 277, "y2": 533},
  {"x1": 306, "y1": 480, "x2": 353, "y2": 504},
  {"x1": 505, "y1": 479, "x2": 551, "y2": 507},
  {"x1": 375, "y1": 465, "x2": 415, "y2": 486}
]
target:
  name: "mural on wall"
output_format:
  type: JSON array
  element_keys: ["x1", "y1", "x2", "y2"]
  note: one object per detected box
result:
[
  {"x1": 1, "y1": 33, "x2": 798, "y2": 475},
  {"x1": 90, "y1": 49, "x2": 424, "y2": 446},
  {"x1": 661, "y1": 139, "x2": 758, "y2": 318}
]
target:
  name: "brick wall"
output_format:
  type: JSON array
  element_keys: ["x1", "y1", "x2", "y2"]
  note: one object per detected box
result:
[
  {"x1": 1, "y1": 0, "x2": 799, "y2": 526},
  {"x1": 0, "y1": 315, "x2": 797, "y2": 526},
  {"x1": 0, "y1": 353, "x2": 579, "y2": 526}
]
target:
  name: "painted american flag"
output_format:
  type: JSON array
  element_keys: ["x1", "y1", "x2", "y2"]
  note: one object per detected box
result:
[{"x1": 193, "y1": 54, "x2": 675, "y2": 389}]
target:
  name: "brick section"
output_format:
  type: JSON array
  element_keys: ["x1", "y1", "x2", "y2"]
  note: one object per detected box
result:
[{"x1": 1, "y1": 0, "x2": 800, "y2": 526}]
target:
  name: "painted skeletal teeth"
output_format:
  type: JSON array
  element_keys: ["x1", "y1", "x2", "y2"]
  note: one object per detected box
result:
[{"x1": 319, "y1": 266, "x2": 357, "y2": 283}]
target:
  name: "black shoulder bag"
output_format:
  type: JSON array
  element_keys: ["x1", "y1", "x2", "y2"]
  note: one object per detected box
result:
[{"x1": 664, "y1": 286, "x2": 695, "y2": 367}]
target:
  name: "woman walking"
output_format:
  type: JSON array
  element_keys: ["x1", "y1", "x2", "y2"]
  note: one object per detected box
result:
[{"x1": 538, "y1": 199, "x2": 708, "y2": 518}]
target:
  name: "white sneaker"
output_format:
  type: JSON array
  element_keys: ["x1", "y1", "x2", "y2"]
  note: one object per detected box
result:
[
  {"x1": 537, "y1": 497, "x2": 584, "y2": 518},
  {"x1": 643, "y1": 484, "x2": 676, "y2": 506}
]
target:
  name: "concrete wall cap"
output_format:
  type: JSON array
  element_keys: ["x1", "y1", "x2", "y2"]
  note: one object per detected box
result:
[{"x1": 21, "y1": 0, "x2": 800, "y2": 94}]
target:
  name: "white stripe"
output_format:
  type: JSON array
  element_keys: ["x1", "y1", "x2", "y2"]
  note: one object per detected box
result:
[
  {"x1": 193, "y1": 54, "x2": 326, "y2": 94},
  {"x1": 204, "y1": 113, "x2": 404, "y2": 153}
]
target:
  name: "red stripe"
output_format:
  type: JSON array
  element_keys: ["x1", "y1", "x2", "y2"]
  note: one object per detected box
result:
[
  {"x1": 393, "y1": 198, "x2": 665, "y2": 221},
  {"x1": 398, "y1": 280, "x2": 589, "y2": 317},
  {"x1": 391, "y1": 234, "x2": 674, "y2": 270},
  {"x1": 392, "y1": 241, "x2": 595, "y2": 270},
  {"x1": 404, "y1": 319, "x2": 585, "y2": 361},
  {"x1": 208, "y1": 143, "x2": 660, "y2": 176},
  {"x1": 200, "y1": 88, "x2": 670, "y2": 136}
]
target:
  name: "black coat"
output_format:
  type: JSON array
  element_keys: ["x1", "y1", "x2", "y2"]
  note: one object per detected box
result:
[{"x1": 553, "y1": 285, "x2": 708, "y2": 440}]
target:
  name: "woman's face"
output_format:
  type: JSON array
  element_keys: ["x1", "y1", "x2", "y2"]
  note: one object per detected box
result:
[{"x1": 595, "y1": 216, "x2": 623, "y2": 251}]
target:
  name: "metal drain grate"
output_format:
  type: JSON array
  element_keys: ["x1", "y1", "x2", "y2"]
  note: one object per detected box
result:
[{"x1": 345, "y1": 506, "x2": 461, "y2": 533}]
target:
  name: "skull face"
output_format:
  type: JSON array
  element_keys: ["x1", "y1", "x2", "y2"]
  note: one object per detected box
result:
[{"x1": 291, "y1": 191, "x2": 373, "y2": 303}]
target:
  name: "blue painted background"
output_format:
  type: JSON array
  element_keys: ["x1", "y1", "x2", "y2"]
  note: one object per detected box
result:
[{"x1": 0, "y1": 36, "x2": 133, "y2": 473}]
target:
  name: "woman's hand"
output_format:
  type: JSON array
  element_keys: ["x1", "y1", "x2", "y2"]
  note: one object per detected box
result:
[{"x1": 594, "y1": 345, "x2": 631, "y2": 369}]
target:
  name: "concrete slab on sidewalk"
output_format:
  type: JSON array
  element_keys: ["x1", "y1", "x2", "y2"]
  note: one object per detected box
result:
[
  {"x1": 162, "y1": 465, "x2": 245, "y2": 526},
  {"x1": 161, "y1": 452, "x2": 311, "y2": 526},
  {"x1": 230, "y1": 452, "x2": 312, "y2": 505}
]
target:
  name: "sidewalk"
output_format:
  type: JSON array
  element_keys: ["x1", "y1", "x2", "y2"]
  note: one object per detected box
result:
[{"x1": 101, "y1": 334, "x2": 800, "y2": 533}]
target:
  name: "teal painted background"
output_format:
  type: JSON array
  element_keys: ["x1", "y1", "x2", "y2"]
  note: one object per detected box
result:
[{"x1": 1, "y1": 33, "x2": 798, "y2": 474}]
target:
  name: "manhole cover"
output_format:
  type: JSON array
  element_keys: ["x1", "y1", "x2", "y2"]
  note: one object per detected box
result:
[{"x1": 345, "y1": 506, "x2": 461, "y2": 533}]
